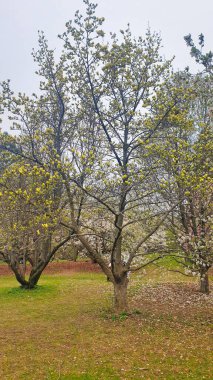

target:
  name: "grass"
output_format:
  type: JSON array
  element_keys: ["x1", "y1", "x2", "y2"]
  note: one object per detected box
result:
[{"x1": 0, "y1": 267, "x2": 212, "y2": 380}]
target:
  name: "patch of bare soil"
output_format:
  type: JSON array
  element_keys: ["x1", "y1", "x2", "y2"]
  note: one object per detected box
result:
[{"x1": 0, "y1": 261, "x2": 101, "y2": 276}]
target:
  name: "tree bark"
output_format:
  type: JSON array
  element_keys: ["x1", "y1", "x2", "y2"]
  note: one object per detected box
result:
[
  {"x1": 113, "y1": 276, "x2": 129, "y2": 313},
  {"x1": 70, "y1": 246, "x2": 79, "y2": 261},
  {"x1": 11, "y1": 266, "x2": 29, "y2": 288},
  {"x1": 200, "y1": 272, "x2": 210, "y2": 294},
  {"x1": 27, "y1": 259, "x2": 49, "y2": 288}
]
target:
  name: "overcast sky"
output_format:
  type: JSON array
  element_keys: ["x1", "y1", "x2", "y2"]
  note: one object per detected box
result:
[{"x1": 0, "y1": 0, "x2": 213, "y2": 95}]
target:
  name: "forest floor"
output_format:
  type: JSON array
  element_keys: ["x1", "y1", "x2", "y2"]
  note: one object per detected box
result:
[{"x1": 0, "y1": 262, "x2": 212, "y2": 380}]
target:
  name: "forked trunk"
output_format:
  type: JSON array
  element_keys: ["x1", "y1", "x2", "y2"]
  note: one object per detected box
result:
[
  {"x1": 200, "y1": 272, "x2": 209, "y2": 294},
  {"x1": 11, "y1": 259, "x2": 48, "y2": 289},
  {"x1": 113, "y1": 276, "x2": 129, "y2": 313},
  {"x1": 11, "y1": 265, "x2": 42, "y2": 289},
  {"x1": 27, "y1": 260, "x2": 49, "y2": 288}
]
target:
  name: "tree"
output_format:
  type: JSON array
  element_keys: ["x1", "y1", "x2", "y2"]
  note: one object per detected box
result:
[
  {"x1": 0, "y1": 33, "x2": 74, "y2": 288},
  {"x1": 184, "y1": 33, "x2": 213, "y2": 73},
  {"x1": 56, "y1": 0, "x2": 193, "y2": 311},
  {"x1": 0, "y1": 159, "x2": 72, "y2": 288},
  {"x1": 154, "y1": 70, "x2": 213, "y2": 294},
  {"x1": 1, "y1": 1, "x2": 191, "y2": 310}
]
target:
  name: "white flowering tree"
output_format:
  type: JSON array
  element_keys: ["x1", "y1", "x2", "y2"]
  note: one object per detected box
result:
[{"x1": 154, "y1": 71, "x2": 213, "y2": 294}]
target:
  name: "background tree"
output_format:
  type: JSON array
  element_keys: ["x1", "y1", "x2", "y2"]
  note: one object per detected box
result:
[
  {"x1": 153, "y1": 71, "x2": 213, "y2": 294},
  {"x1": 184, "y1": 33, "x2": 213, "y2": 73},
  {"x1": 0, "y1": 32, "x2": 75, "y2": 287},
  {"x1": 0, "y1": 155, "x2": 72, "y2": 288}
]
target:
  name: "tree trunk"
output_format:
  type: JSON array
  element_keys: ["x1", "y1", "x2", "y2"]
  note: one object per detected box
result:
[
  {"x1": 9, "y1": 261, "x2": 29, "y2": 288},
  {"x1": 71, "y1": 246, "x2": 79, "y2": 262},
  {"x1": 27, "y1": 273, "x2": 42, "y2": 288},
  {"x1": 13, "y1": 268, "x2": 29, "y2": 288},
  {"x1": 113, "y1": 276, "x2": 129, "y2": 313},
  {"x1": 28, "y1": 260, "x2": 49, "y2": 288},
  {"x1": 91, "y1": 257, "x2": 97, "y2": 264},
  {"x1": 200, "y1": 273, "x2": 210, "y2": 294}
]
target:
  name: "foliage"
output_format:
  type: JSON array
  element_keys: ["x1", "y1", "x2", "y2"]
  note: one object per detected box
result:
[
  {"x1": 0, "y1": 157, "x2": 71, "y2": 288},
  {"x1": 184, "y1": 33, "x2": 213, "y2": 72},
  {"x1": 152, "y1": 70, "x2": 213, "y2": 293}
]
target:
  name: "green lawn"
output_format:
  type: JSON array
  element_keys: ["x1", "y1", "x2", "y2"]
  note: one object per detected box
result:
[{"x1": 0, "y1": 268, "x2": 212, "y2": 380}]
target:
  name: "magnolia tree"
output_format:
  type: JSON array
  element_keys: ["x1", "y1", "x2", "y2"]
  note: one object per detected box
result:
[
  {"x1": 156, "y1": 35, "x2": 213, "y2": 294},
  {"x1": 1, "y1": 1, "x2": 193, "y2": 310},
  {"x1": 0, "y1": 157, "x2": 71, "y2": 288},
  {"x1": 153, "y1": 70, "x2": 213, "y2": 294},
  {"x1": 0, "y1": 34, "x2": 75, "y2": 287},
  {"x1": 55, "y1": 1, "x2": 194, "y2": 311}
]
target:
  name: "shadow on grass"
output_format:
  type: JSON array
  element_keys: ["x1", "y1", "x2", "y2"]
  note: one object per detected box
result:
[{"x1": 0, "y1": 284, "x2": 57, "y2": 300}]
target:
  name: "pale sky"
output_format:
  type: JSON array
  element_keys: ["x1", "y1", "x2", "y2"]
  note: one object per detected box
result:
[{"x1": 0, "y1": 0, "x2": 213, "y2": 95}]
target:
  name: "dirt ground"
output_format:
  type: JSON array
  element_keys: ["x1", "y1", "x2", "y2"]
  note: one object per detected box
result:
[{"x1": 0, "y1": 260, "x2": 101, "y2": 276}]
